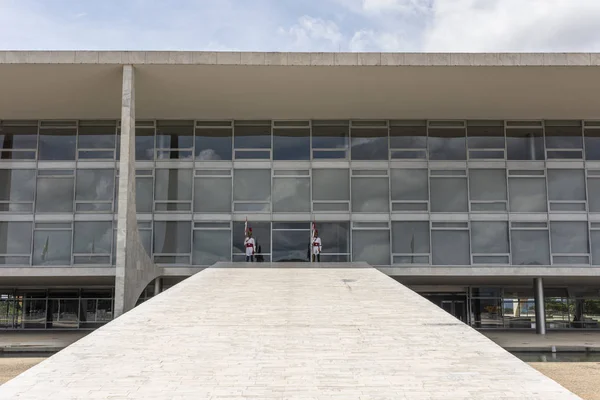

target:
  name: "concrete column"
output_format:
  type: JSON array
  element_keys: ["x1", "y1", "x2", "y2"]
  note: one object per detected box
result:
[
  {"x1": 534, "y1": 278, "x2": 546, "y2": 335},
  {"x1": 114, "y1": 65, "x2": 160, "y2": 318},
  {"x1": 154, "y1": 277, "x2": 162, "y2": 296}
]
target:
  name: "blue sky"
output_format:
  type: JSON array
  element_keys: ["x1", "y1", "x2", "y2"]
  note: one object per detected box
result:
[{"x1": 1, "y1": 0, "x2": 600, "y2": 52}]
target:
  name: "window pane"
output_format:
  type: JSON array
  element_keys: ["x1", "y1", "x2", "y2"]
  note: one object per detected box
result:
[
  {"x1": 0, "y1": 169, "x2": 36, "y2": 204},
  {"x1": 506, "y1": 128, "x2": 544, "y2": 160},
  {"x1": 591, "y1": 231, "x2": 600, "y2": 265},
  {"x1": 73, "y1": 222, "x2": 112, "y2": 254},
  {"x1": 0, "y1": 124, "x2": 38, "y2": 159},
  {"x1": 233, "y1": 169, "x2": 271, "y2": 202},
  {"x1": 585, "y1": 129, "x2": 600, "y2": 160},
  {"x1": 469, "y1": 169, "x2": 507, "y2": 201},
  {"x1": 390, "y1": 125, "x2": 426, "y2": 149},
  {"x1": 471, "y1": 222, "x2": 509, "y2": 253},
  {"x1": 233, "y1": 222, "x2": 270, "y2": 254},
  {"x1": 588, "y1": 178, "x2": 600, "y2": 212},
  {"x1": 273, "y1": 230, "x2": 310, "y2": 262},
  {"x1": 76, "y1": 169, "x2": 114, "y2": 203},
  {"x1": 550, "y1": 222, "x2": 589, "y2": 254},
  {"x1": 156, "y1": 121, "x2": 194, "y2": 157},
  {"x1": 134, "y1": 128, "x2": 155, "y2": 160},
  {"x1": 234, "y1": 124, "x2": 271, "y2": 149},
  {"x1": 153, "y1": 221, "x2": 191, "y2": 254},
  {"x1": 350, "y1": 128, "x2": 388, "y2": 160},
  {"x1": 312, "y1": 125, "x2": 348, "y2": 149},
  {"x1": 35, "y1": 176, "x2": 74, "y2": 212},
  {"x1": 545, "y1": 123, "x2": 582, "y2": 149},
  {"x1": 432, "y1": 230, "x2": 470, "y2": 265},
  {"x1": 39, "y1": 128, "x2": 76, "y2": 160},
  {"x1": 351, "y1": 177, "x2": 389, "y2": 212},
  {"x1": 428, "y1": 128, "x2": 466, "y2": 160},
  {"x1": 33, "y1": 229, "x2": 72, "y2": 265},
  {"x1": 547, "y1": 169, "x2": 585, "y2": 201},
  {"x1": 430, "y1": 178, "x2": 468, "y2": 212},
  {"x1": 195, "y1": 128, "x2": 232, "y2": 161},
  {"x1": 508, "y1": 178, "x2": 548, "y2": 212},
  {"x1": 193, "y1": 230, "x2": 231, "y2": 265},
  {"x1": 155, "y1": 169, "x2": 192, "y2": 202},
  {"x1": 312, "y1": 169, "x2": 349, "y2": 201},
  {"x1": 467, "y1": 124, "x2": 505, "y2": 149},
  {"x1": 390, "y1": 169, "x2": 428, "y2": 201},
  {"x1": 352, "y1": 230, "x2": 390, "y2": 265},
  {"x1": 134, "y1": 176, "x2": 153, "y2": 213},
  {"x1": 0, "y1": 222, "x2": 32, "y2": 255},
  {"x1": 78, "y1": 124, "x2": 116, "y2": 150},
  {"x1": 194, "y1": 177, "x2": 232, "y2": 213},
  {"x1": 392, "y1": 222, "x2": 430, "y2": 253},
  {"x1": 317, "y1": 222, "x2": 349, "y2": 254},
  {"x1": 511, "y1": 230, "x2": 550, "y2": 265},
  {"x1": 273, "y1": 177, "x2": 310, "y2": 212},
  {"x1": 273, "y1": 128, "x2": 309, "y2": 160}
]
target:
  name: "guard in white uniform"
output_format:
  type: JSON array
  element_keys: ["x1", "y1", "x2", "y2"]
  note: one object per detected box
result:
[
  {"x1": 244, "y1": 228, "x2": 256, "y2": 262},
  {"x1": 312, "y1": 230, "x2": 322, "y2": 262}
]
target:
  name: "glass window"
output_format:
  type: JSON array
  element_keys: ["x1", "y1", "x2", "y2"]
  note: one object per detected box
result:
[
  {"x1": 550, "y1": 222, "x2": 589, "y2": 254},
  {"x1": 154, "y1": 169, "x2": 193, "y2": 211},
  {"x1": 350, "y1": 128, "x2": 388, "y2": 160},
  {"x1": 511, "y1": 229, "x2": 550, "y2": 265},
  {"x1": 195, "y1": 126, "x2": 232, "y2": 161},
  {"x1": 430, "y1": 177, "x2": 468, "y2": 212},
  {"x1": 469, "y1": 169, "x2": 507, "y2": 211},
  {"x1": 134, "y1": 127, "x2": 155, "y2": 161},
  {"x1": 545, "y1": 121, "x2": 582, "y2": 151},
  {"x1": 234, "y1": 122, "x2": 271, "y2": 149},
  {"x1": 232, "y1": 221, "x2": 271, "y2": 256},
  {"x1": 33, "y1": 226, "x2": 72, "y2": 265},
  {"x1": 471, "y1": 222, "x2": 509, "y2": 254},
  {"x1": 273, "y1": 228, "x2": 310, "y2": 262},
  {"x1": 77, "y1": 122, "x2": 116, "y2": 159},
  {"x1": 273, "y1": 177, "x2": 310, "y2": 212},
  {"x1": 508, "y1": 177, "x2": 547, "y2": 212},
  {"x1": 591, "y1": 231, "x2": 600, "y2": 265},
  {"x1": 432, "y1": 230, "x2": 470, "y2": 265},
  {"x1": 153, "y1": 221, "x2": 191, "y2": 254},
  {"x1": 428, "y1": 127, "x2": 466, "y2": 160},
  {"x1": 392, "y1": 222, "x2": 430, "y2": 254},
  {"x1": 39, "y1": 128, "x2": 76, "y2": 160},
  {"x1": 351, "y1": 176, "x2": 389, "y2": 212},
  {"x1": 193, "y1": 229, "x2": 231, "y2": 265},
  {"x1": 312, "y1": 122, "x2": 348, "y2": 159},
  {"x1": 0, "y1": 222, "x2": 32, "y2": 264},
  {"x1": 156, "y1": 120, "x2": 194, "y2": 160},
  {"x1": 35, "y1": 171, "x2": 74, "y2": 213},
  {"x1": 585, "y1": 127, "x2": 600, "y2": 160},
  {"x1": 352, "y1": 229, "x2": 390, "y2": 265},
  {"x1": 317, "y1": 222, "x2": 349, "y2": 256},
  {"x1": 75, "y1": 169, "x2": 114, "y2": 212},
  {"x1": 390, "y1": 169, "x2": 428, "y2": 201},
  {"x1": 73, "y1": 221, "x2": 112, "y2": 256},
  {"x1": 0, "y1": 123, "x2": 38, "y2": 160},
  {"x1": 194, "y1": 176, "x2": 232, "y2": 213},
  {"x1": 588, "y1": 177, "x2": 600, "y2": 213},
  {"x1": 389, "y1": 122, "x2": 427, "y2": 159},
  {"x1": 547, "y1": 169, "x2": 585, "y2": 201},
  {"x1": 506, "y1": 126, "x2": 544, "y2": 160},
  {"x1": 0, "y1": 169, "x2": 36, "y2": 212},
  {"x1": 312, "y1": 169, "x2": 349, "y2": 201},
  {"x1": 233, "y1": 169, "x2": 271, "y2": 204},
  {"x1": 467, "y1": 121, "x2": 505, "y2": 155},
  {"x1": 273, "y1": 128, "x2": 310, "y2": 161},
  {"x1": 135, "y1": 175, "x2": 154, "y2": 213}
]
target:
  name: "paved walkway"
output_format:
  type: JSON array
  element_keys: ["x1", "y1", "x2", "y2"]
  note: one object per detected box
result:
[{"x1": 0, "y1": 263, "x2": 580, "y2": 399}]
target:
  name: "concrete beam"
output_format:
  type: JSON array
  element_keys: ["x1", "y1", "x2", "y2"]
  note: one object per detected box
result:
[{"x1": 114, "y1": 65, "x2": 160, "y2": 317}]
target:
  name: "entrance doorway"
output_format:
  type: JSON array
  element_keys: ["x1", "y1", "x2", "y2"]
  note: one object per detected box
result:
[{"x1": 422, "y1": 293, "x2": 469, "y2": 324}]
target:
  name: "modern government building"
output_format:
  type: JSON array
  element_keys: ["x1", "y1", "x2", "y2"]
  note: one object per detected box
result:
[{"x1": 1, "y1": 51, "x2": 600, "y2": 333}]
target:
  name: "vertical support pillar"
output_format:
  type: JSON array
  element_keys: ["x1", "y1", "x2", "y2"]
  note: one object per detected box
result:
[
  {"x1": 534, "y1": 278, "x2": 546, "y2": 335},
  {"x1": 114, "y1": 65, "x2": 160, "y2": 318},
  {"x1": 154, "y1": 277, "x2": 162, "y2": 296}
]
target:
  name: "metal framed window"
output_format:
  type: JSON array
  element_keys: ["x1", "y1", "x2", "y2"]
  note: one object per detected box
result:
[
  {"x1": 272, "y1": 169, "x2": 310, "y2": 213},
  {"x1": 506, "y1": 120, "x2": 544, "y2": 161},
  {"x1": 392, "y1": 221, "x2": 430, "y2": 265},
  {"x1": 272, "y1": 120, "x2": 310, "y2": 161},
  {"x1": 311, "y1": 120, "x2": 349, "y2": 160},
  {"x1": 233, "y1": 121, "x2": 271, "y2": 160},
  {"x1": 0, "y1": 120, "x2": 38, "y2": 160},
  {"x1": 389, "y1": 120, "x2": 427, "y2": 160},
  {"x1": 470, "y1": 221, "x2": 510, "y2": 265},
  {"x1": 469, "y1": 169, "x2": 507, "y2": 212},
  {"x1": 430, "y1": 169, "x2": 468, "y2": 213},
  {"x1": 195, "y1": 120, "x2": 233, "y2": 161},
  {"x1": 507, "y1": 169, "x2": 548, "y2": 213},
  {"x1": 350, "y1": 120, "x2": 388, "y2": 161},
  {"x1": 35, "y1": 169, "x2": 75, "y2": 213},
  {"x1": 351, "y1": 221, "x2": 390, "y2": 266},
  {"x1": 466, "y1": 120, "x2": 505, "y2": 160},
  {"x1": 0, "y1": 168, "x2": 35, "y2": 213},
  {"x1": 549, "y1": 221, "x2": 590, "y2": 265},
  {"x1": 32, "y1": 222, "x2": 73, "y2": 266},
  {"x1": 152, "y1": 220, "x2": 191, "y2": 265},
  {"x1": 77, "y1": 120, "x2": 117, "y2": 160},
  {"x1": 193, "y1": 169, "x2": 232, "y2": 213},
  {"x1": 390, "y1": 168, "x2": 429, "y2": 212},
  {"x1": 547, "y1": 169, "x2": 586, "y2": 212},
  {"x1": 431, "y1": 221, "x2": 470, "y2": 265},
  {"x1": 428, "y1": 120, "x2": 466, "y2": 161},
  {"x1": 192, "y1": 222, "x2": 232, "y2": 265},
  {"x1": 351, "y1": 169, "x2": 389, "y2": 213},
  {"x1": 544, "y1": 120, "x2": 583, "y2": 160},
  {"x1": 0, "y1": 221, "x2": 33, "y2": 265},
  {"x1": 509, "y1": 221, "x2": 550, "y2": 266},
  {"x1": 155, "y1": 120, "x2": 194, "y2": 160}
]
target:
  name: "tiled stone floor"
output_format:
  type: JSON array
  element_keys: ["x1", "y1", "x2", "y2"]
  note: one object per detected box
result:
[{"x1": 0, "y1": 263, "x2": 581, "y2": 399}]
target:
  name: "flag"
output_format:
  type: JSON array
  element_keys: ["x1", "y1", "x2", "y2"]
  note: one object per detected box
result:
[
  {"x1": 41, "y1": 236, "x2": 49, "y2": 261},
  {"x1": 244, "y1": 217, "x2": 248, "y2": 237}
]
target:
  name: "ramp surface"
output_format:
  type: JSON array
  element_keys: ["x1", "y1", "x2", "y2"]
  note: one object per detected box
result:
[{"x1": 0, "y1": 263, "x2": 580, "y2": 399}]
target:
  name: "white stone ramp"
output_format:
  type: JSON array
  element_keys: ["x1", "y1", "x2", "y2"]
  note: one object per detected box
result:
[{"x1": 0, "y1": 263, "x2": 580, "y2": 400}]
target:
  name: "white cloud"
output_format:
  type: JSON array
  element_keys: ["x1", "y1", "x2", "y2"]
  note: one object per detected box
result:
[
  {"x1": 361, "y1": 0, "x2": 431, "y2": 14},
  {"x1": 349, "y1": 30, "x2": 407, "y2": 51},
  {"x1": 279, "y1": 16, "x2": 344, "y2": 51}
]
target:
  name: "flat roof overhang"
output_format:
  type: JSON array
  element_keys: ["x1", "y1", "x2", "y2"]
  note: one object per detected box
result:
[{"x1": 0, "y1": 51, "x2": 599, "y2": 120}]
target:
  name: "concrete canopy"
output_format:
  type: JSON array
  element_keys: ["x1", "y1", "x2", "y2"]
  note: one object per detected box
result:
[{"x1": 0, "y1": 51, "x2": 599, "y2": 120}]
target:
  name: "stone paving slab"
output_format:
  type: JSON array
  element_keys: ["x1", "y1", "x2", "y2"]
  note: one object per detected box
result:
[{"x1": 0, "y1": 263, "x2": 580, "y2": 399}]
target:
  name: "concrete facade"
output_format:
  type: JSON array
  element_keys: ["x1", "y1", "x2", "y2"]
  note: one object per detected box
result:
[
  {"x1": 0, "y1": 264, "x2": 581, "y2": 399},
  {"x1": 114, "y1": 65, "x2": 160, "y2": 317}
]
